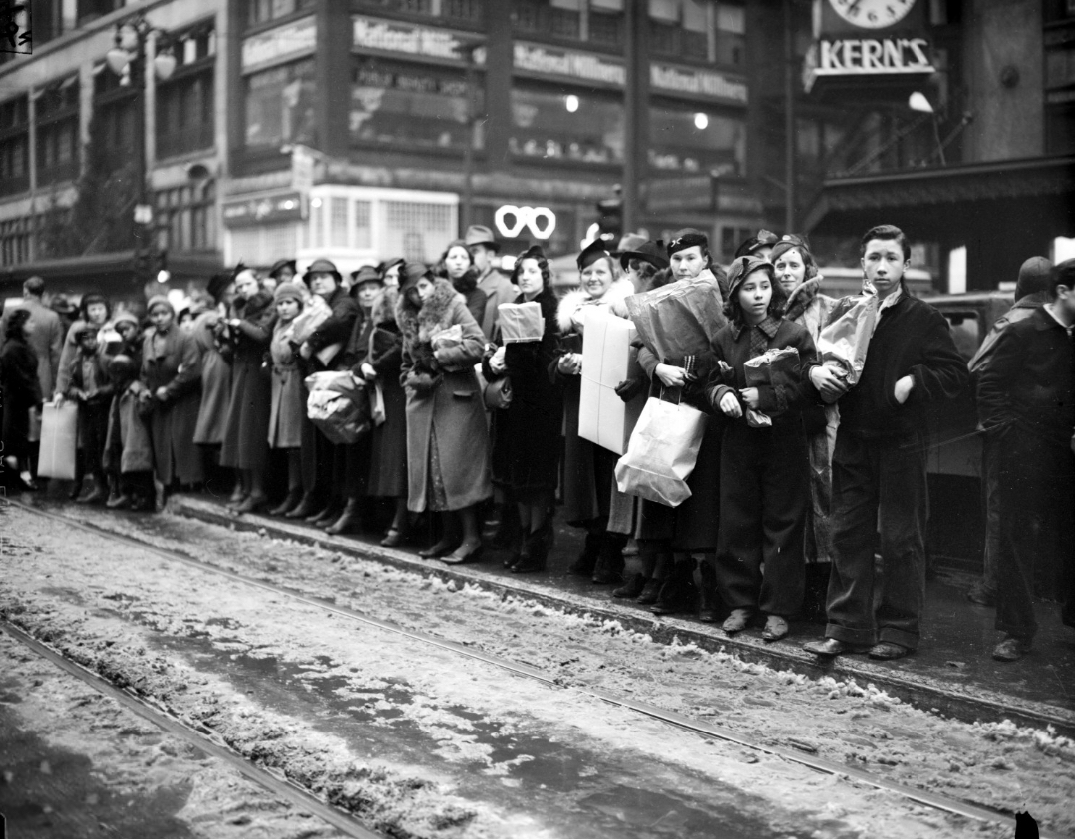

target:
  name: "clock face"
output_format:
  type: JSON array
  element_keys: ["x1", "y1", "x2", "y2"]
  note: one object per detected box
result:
[{"x1": 828, "y1": 0, "x2": 917, "y2": 29}]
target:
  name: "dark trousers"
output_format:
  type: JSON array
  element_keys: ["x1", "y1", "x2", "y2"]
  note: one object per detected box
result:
[
  {"x1": 994, "y1": 426, "x2": 1075, "y2": 642},
  {"x1": 76, "y1": 401, "x2": 110, "y2": 483},
  {"x1": 978, "y1": 433, "x2": 1002, "y2": 596},
  {"x1": 825, "y1": 431, "x2": 928, "y2": 649},
  {"x1": 716, "y1": 422, "x2": 808, "y2": 617}
]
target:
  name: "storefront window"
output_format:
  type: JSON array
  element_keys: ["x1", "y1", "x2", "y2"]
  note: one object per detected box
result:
[
  {"x1": 244, "y1": 59, "x2": 316, "y2": 148},
  {"x1": 509, "y1": 88, "x2": 623, "y2": 164},
  {"x1": 648, "y1": 105, "x2": 743, "y2": 174},
  {"x1": 349, "y1": 59, "x2": 482, "y2": 151},
  {"x1": 246, "y1": 0, "x2": 316, "y2": 29}
]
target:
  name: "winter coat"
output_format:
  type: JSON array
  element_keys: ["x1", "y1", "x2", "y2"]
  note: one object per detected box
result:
[
  {"x1": 475, "y1": 266, "x2": 519, "y2": 340},
  {"x1": 55, "y1": 318, "x2": 107, "y2": 397},
  {"x1": 66, "y1": 351, "x2": 114, "y2": 406},
  {"x1": 0, "y1": 297, "x2": 63, "y2": 398},
  {"x1": 104, "y1": 382, "x2": 154, "y2": 474},
  {"x1": 398, "y1": 278, "x2": 491, "y2": 512},
  {"x1": 141, "y1": 326, "x2": 204, "y2": 486},
  {"x1": 0, "y1": 337, "x2": 42, "y2": 460},
  {"x1": 306, "y1": 285, "x2": 360, "y2": 369},
  {"x1": 268, "y1": 317, "x2": 305, "y2": 448},
  {"x1": 220, "y1": 292, "x2": 274, "y2": 469},
  {"x1": 365, "y1": 288, "x2": 407, "y2": 498},
  {"x1": 191, "y1": 309, "x2": 233, "y2": 445},
  {"x1": 969, "y1": 293, "x2": 1048, "y2": 376},
  {"x1": 483, "y1": 285, "x2": 563, "y2": 499},
  {"x1": 553, "y1": 279, "x2": 634, "y2": 524}
]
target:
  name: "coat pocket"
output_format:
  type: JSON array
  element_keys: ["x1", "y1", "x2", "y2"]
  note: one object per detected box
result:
[{"x1": 452, "y1": 389, "x2": 477, "y2": 399}]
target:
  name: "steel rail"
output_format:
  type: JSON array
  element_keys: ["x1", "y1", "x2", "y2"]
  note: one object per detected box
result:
[
  {"x1": 0, "y1": 620, "x2": 385, "y2": 839},
  {"x1": 9, "y1": 501, "x2": 1069, "y2": 839}
]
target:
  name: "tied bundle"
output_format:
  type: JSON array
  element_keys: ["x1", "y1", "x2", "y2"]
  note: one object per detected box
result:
[
  {"x1": 816, "y1": 295, "x2": 879, "y2": 394},
  {"x1": 743, "y1": 347, "x2": 801, "y2": 428},
  {"x1": 304, "y1": 371, "x2": 372, "y2": 445},
  {"x1": 429, "y1": 324, "x2": 468, "y2": 372},
  {"x1": 498, "y1": 302, "x2": 545, "y2": 344}
]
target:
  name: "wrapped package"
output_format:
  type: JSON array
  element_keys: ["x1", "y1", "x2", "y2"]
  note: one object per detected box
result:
[
  {"x1": 431, "y1": 323, "x2": 463, "y2": 352},
  {"x1": 37, "y1": 401, "x2": 79, "y2": 480},
  {"x1": 290, "y1": 294, "x2": 332, "y2": 345},
  {"x1": 304, "y1": 371, "x2": 371, "y2": 445},
  {"x1": 498, "y1": 301, "x2": 545, "y2": 344},
  {"x1": 623, "y1": 269, "x2": 725, "y2": 361},
  {"x1": 816, "y1": 295, "x2": 879, "y2": 386},
  {"x1": 578, "y1": 309, "x2": 645, "y2": 455},
  {"x1": 742, "y1": 347, "x2": 801, "y2": 428}
]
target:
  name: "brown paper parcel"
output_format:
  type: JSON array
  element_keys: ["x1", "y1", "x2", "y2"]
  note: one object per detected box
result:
[
  {"x1": 578, "y1": 308, "x2": 645, "y2": 456},
  {"x1": 623, "y1": 269, "x2": 725, "y2": 361},
  {"x1": 498, "y1": 301, "x2": 545, "y2": 344}
]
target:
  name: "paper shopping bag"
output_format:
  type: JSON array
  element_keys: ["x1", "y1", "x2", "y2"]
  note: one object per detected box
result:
[
  {"x1": 614, "y1": 396, "x2": 706, "y2": 508},
  {"x1": 817, "y1": 295, "x2": 878, "y2": 386},
  {"x1": 37, "y1": 402, "x2": 79, "y2": 480}
]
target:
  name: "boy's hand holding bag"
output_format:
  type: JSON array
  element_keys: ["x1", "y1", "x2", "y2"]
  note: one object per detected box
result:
[{"x1": 815, "y1": 294, "x2": 879, "y2": 397}]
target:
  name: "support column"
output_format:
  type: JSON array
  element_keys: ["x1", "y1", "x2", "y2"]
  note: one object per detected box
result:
[
  {"x1": 483, "y1": 0, "x2": 512, "y2": 176},
  {"x1": 317, "y1": 0, "x2": 352, "y2": 158}
]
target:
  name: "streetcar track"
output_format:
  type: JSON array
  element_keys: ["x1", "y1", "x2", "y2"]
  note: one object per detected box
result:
[
  {"x1": 0, "y1": 620, "x2": 385, "y2": 839},
  {"x1": 7, "y1": 500, "x2": 1069, "y2": 839}
]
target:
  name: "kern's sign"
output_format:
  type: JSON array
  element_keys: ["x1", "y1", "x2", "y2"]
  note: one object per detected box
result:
[{"x1": 803, "y1": 36, "x2": 933, "y2": 91}]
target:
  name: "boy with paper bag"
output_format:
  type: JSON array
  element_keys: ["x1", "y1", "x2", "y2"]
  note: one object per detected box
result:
[{"x1": 814, "y1": 294, "x2": 879, "y2": 397}]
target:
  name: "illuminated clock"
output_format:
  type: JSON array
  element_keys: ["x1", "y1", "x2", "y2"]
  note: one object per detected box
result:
[{"x1": 828, "y1": 0, "x2": 917, "y2": 29}]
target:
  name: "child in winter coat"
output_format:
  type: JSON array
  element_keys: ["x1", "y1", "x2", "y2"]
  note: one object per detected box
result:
[
  {"x1": 103, "y1": 354, "x2": 155, "y2": 511},
  {"x1": 705, "y1": 255, "x2": 818, "y2": 642},
  {"x1": 65, "y1": 325, "x2": 114, "y2": 503}
]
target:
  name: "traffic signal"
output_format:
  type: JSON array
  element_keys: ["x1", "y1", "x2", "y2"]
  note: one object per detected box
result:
[{"x1": 595, "y1": 197, "x2": 622, "y2": 243}]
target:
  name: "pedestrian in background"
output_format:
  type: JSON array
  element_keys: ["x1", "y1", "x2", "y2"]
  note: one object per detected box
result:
[
  {"x1": 977, "y1": 258, "x2": 1075, "y2": 661},
  {"x1": 804, "y1": 225, "x2": 968, "y2": 661},
  {"x1": 0, "y1": 309, "x2": 43, "y2": 492},
  {"x1": 437, "y1": 239, "x2": 488, "y2": 329},
  {"x1": 465, "y1": 224, "x2": 517, "y2": 340},
  {"x1": 266, "y1": 281, "x2": 307, "y2": 516},
  {"x1": 398, "y1": 263, "x2": 491, "y2": 563},
  {"x1": 103, "y1": 353, "x2": 155, "y2": 511},
  {"x1": 218, "y1": 268, "x2": 274, "y2": 513},
  {"x1": 484, "y1": 245, "x2": 563, "y2": 573},
  {"x1": 192, "y1": 273, "x2": 236, "y2": 489},
  {"x1": 54, "y1": 292, "x2": 111, "y2": 403}
]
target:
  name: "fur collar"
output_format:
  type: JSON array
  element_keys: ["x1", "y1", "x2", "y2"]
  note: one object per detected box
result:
[
  {"x1": 555, "y1": 278, "x2": 635, "y2": 334},
  {"x1": 370, "y1": 286, "x2": 398, "y2": 327},
  {"x1": 396, "y1": 278, "x2": 466, "y2": 349},
  {"x1": 785, "y1": 277, "x2": 822, "y2": 323}
]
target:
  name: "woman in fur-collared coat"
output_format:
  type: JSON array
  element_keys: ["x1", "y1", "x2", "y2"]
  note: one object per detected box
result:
[
  {"x1": 398, "y1": 264, "x2": 491, "y2": 563},
  {"x1": 552, "y1": 240, "x2": 636, "y2": 584}
]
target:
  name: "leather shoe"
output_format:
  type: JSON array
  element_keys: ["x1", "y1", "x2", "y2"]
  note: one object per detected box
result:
[
  {"x1": 419, "y1": 539, "x2": 457, "y2": 559},
  {"x1": 380, "y1": 527, "x2": 406, "y2": 547},
  {"x1": 802, "y1": 638, "x2": 871, "y2": 656},
  {"x1": 722, "y1": 608, "x2": 753, "y2": 634},
  {"x1": 636, "y1": 577, "x2": 663, "y2": 605},
  {"x1": 761, "y1": 615, "x2": 789, "y2": 642},
  {"x1": 235, "y1": 493, "x2": 268, "y2": 514},
  {"x1": 992, "y1": 636, "x2": 1031, "y2": 662},
  {"x1": 443, "y1": 541, "x2": 484, "y2": 565},
  {"x1": 612, "y1": 572, "x2": 646, "y2": 599},
  {"x1": 869, "y1": 642, "x2": 912, "y2": 660},
  {"x1": 966, "y1": 584, "x2": 996, "y2": 607},
  {"x1": 285, "y1": 493, "x2": 320, "y2": 519},
  {"x1": 325, "y1": 500, "x2": 362, "y2": 535},
  {"x1": 268, "y1": 489, "x2": 302, "y2": 517}
]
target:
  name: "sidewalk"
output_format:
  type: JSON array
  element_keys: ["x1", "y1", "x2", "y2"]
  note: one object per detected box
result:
[{"x1": 169, "y1": 493, "x2": 1075, "y2": 737}]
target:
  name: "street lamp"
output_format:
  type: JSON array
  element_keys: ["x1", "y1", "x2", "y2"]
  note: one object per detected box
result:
[{"x1": 104, "y1": 14, "x2": 174, "y2": 287}]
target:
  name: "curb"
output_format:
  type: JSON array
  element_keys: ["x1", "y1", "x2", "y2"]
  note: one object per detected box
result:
[{"x1": 169, "y1": 494, "x2": 1075, "y2": 738}]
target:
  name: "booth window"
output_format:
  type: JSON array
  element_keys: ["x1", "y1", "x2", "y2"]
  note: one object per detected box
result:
[
  {"x1": 243, "y1": 58, "x2": 316, "y2": 148},
  {"x1": 510, "y1": 87, "x2": 623, "y2": 164}
]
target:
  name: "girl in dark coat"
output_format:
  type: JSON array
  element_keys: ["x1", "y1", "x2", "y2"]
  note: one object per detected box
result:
[
  {"x1": 217, "y1": 268, "x2": 274, "y2": 513},
  {"x1": 705, "y1": 256, "x2": 817, "y2": 642},
  {"x1": 483, "y1": 246, "x2": 563, "y2": 573},
  {"x1": 436, "y1": 239, "x2": 489, "y2": 334},
  {"x1": 0, "y1": 309, "x2": 43, "y2": 492},
  {"x1": 142, "y1": 296, "x2": 204, "y2": 498}
]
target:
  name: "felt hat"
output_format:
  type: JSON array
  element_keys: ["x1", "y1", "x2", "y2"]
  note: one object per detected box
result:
[
  {"x1": 463, "y1": 224, "x2": 500, "y2": 252},
  {"x1": 303, "y1": 258, "x2": 342, "y2": 285},
  {"x1": 613, "y1": 232, "x2": 648, "y2": 256},
  {"x1": 667, "y1": 229, "x2": 709, "y2": 257},
  {"x1": 1016, "y1": 256, "x2": 1053, "y2": 299},
  {"x1": 398, "y1": 262, "x2": 432, "y2": 296},
  {"x1": 273, "y1": 282, "x2": 305, "y2": 305},
  {"x1": 349, "y1": 265, "x2": 384, "y2": 296},
  {"x1": 146, "y1": 295, "x2": 174, "y2": 316},
  {"x1": 268, "y1": 258, "x2": 297, "y2": 280},
  {"x1": 577, "y1": 239, "x2": 613, "y2": 272},
  {"x1": 50, "y1": 294, "x2": 76, "y2": 316},
  {"x1": 733, "y1": 229, "x2": 780, "y2": 259},
  {"x1": 726, "y1": 255, "x2": 775, "y2": 300},
  {"x1": 619, "y1": 240, "x2": 669, "y2": 272}
]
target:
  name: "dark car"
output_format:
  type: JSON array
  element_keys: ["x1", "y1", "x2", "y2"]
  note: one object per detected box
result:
[{"x1": 920, "y1": 291, "x2": 1014, "y2": 573}]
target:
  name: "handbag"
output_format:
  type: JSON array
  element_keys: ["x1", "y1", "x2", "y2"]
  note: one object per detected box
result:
[
  {"x1": 614, "y1": 389, "x2": 706, "y2": 508},
  {"x1": 483, "y1": 375, "x2": 513, "y2": 410}
]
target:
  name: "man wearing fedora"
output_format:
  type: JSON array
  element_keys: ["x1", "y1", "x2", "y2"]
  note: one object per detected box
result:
[{"x1": 465, "y1": 224, "x2": 517, "y2": 340}]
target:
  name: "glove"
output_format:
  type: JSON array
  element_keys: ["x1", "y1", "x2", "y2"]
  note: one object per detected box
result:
[
  {"x1": 407, "y1": 371, "x2": 441, "y2": 395},
  {"x1": 614, "y1": 376, "x2": 645, "y2": 403}
]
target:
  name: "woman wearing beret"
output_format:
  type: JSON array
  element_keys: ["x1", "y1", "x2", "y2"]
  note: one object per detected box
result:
[
  {"x1": 398, "y1": 263, "x2": 491, "y2": 562},
  {"x1": 218, "y1": 268, "x2": 275, "y2": 513},
  {"x1": 266, "y1": 281, "x2": 306, "y2": 515},
  {"x1": 142, "y1": 295, "x2": 203, "y2": 503},
  {"x1": 553, "y1": 239, "x2": 636, "y2": 583},
  {"x1": 484, "y1": 245, "x2": 563, "y2": 573}
]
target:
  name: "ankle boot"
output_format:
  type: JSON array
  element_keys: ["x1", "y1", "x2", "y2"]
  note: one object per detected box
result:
[
  {"x1": 326, "y1": 499, "x2": 362, "y2": 535},
  {"x1": 592, "y1": 533, "x2": 627, "y2": 584},
  {"x1": 285, "y1": 492, "x2": 319, "y2": 519},
  {"x1": 269, "y1": 488, "x2": 302, "y2": 517},
  {"x1": 613, "y1": 572, "x2": 647, "y2": 599},
  {"x1": 567, "y1": 530, "x2": 602, "y2": 576},
  {"x1": 79, "y1": 476, "x2": 108, "y2": 505},
  {"x1": 513, "y1": 524, "x2": 551, "y2": 574},
  {"x1": 636, "y1": 577, "x2": 663, "y2": 605}
]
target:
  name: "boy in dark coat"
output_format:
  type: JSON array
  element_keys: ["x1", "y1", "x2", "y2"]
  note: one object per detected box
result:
[
  {"x1": 803, "y1": 225, "x2": 968, "y2": 661},
  {"x1": 977, "y1": 258, "x2": 1075, "y2": 661},
  {"x1": 103, "y1": 354, "x2": 155, "y2": 511},
  {"x1": 65, "y1": 325, "x2": 114, "y2": 503}
]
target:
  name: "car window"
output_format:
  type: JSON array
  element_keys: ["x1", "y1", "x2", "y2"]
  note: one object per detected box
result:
[{"x1": 941, "y1": 311, "x2": 981, "y2": 361}]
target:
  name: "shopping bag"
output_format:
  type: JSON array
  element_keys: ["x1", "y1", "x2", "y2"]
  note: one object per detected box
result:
[
  {"x1": 578, "y1": 308, "x2": 645, "y2": 455},
  {"x1": 290, "y1": 294, "x2": 332, "y2": 345},
  {"x1": 498, "y1": 302, "x2": 545, "y2": 344},
  {"x1": 304, "y1": 371, "x2": 371, "y2": 445},
  {"x1": 37, "y1": 401, "x2": 79, "y2": 480},
  {"x1": 614, "y1": 394, "x2": 706, "y2": 508},
  {"x1": 624, "y1": 269, "x2": 725, "y2": 361},
  {"x1": 817, "y1": 295, "x2": 878, "y2": 387},
  {"x1": 742, "y1": 347, "x2": 801, "y2": 428}
]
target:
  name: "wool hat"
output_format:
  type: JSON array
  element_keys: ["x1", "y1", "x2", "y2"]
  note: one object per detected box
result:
[
  {"x1": 112, "y1": 310, "x2": 140, "y2": 329},
  {"x1": 303, "y1": 258, "x2": 342, "y2": 285},
  {"x1": 666, "y1": 229, "x2": 709, "y2": 257},
  {"x1": 146, "y1": 295, "x2": 174, "y2": 316},
  {"x1": 273, "y1": 281, "x2": 305, "y2": 305},
  {"x1": 733, "y1": 229, "x2": 780, "y2": 259},
  {"x1": 768, "y1": 234, "x2": 810, "y2": 265},
  {"x1": 463, "y1": 224, "x2": 500, "y2": 252},
  {"x1": 726, "y1": 255, "x2": 775, "y2": 300},
  {"x1": 577, "y1": 239, "x2": 613, "y2": 272},
  {"x1": 399, "y1": 262, "x2": 432, "y2": 296},
  {"x1": 619, "y1": 240, "x2": 669, "y2": 272},
  {"x1": 268, "y1": 258, "x2": 297, "y2": 280},
  {"x1": 1016, "y1": 256, "x2": 1053, "y2": 299}
]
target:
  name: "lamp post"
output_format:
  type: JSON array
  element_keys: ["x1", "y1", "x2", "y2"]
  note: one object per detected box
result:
[{"x1": 105, "y1": 14, "x2": 176, "y2": 286}]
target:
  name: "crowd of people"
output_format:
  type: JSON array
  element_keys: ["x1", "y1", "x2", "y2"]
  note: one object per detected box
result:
[{"x1": 2, "y1": 222, "x2": 1072, "y2": 664}]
